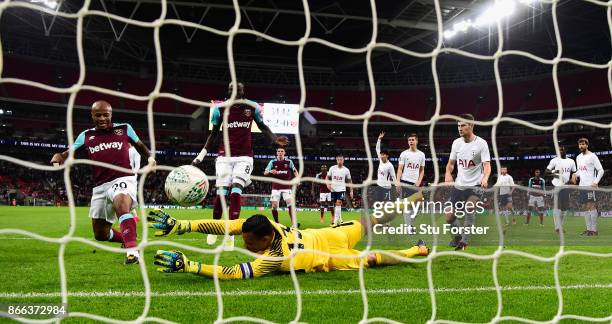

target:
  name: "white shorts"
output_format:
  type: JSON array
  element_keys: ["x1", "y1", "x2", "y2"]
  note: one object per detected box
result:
[
  {"x1": 528, "y1": 195, "x2": 545, "y2": 208},
  {"x1": 319, "y1": 192, "x2": 332, "y2": 202},
  {"x1": 215, "y1": 156, "x2": 254, "y2": 188},
  {"x1": 89, "y1": 176, "x2": 138, "y2": 223},
  {"x1": 271, "y1": 189, "x2": 292, "y2": 202}
]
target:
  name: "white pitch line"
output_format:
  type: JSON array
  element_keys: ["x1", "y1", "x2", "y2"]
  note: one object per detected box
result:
[{"x1": 0, "y1": 284, "x2": 610, "y2": 299}]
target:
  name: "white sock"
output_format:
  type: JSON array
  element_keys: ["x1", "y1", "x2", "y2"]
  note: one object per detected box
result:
[
  {"x1": 403, "y1": 210, "x2": 413, "y2": 227},
  {"x1": 553, "y1": 209, "x2": 562, "y2": 231},
  {"x1": 127, "y1": 249, "x2": 139, "y2": 258},
  {"x1": 584, "y1": 212, "x2": 590, "y2": 231},
  {"x1": 335, "y1": 206, "x2": 342, "y2": 223},
  {"x1": 590, "y1": 210, "x2": 598, "y2": 232},
  {"x1": 503, "y1": 210, "x2": 510, "y2": 224}
]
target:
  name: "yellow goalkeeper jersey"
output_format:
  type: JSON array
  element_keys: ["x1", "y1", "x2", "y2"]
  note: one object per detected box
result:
[{"x1": 189, "y1": 218, "x2": 359, "y2": 279}]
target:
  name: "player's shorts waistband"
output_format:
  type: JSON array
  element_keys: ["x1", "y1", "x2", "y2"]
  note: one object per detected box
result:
[
  {"x1": 400, "y1": 180, "x2": 416, "y2": 186},
  {"x1": 215, "y1": 156, "x2": 254, "y2": 163},
  {"x1": 93, "y1": 175, "x2": 137, "y2": 191}
]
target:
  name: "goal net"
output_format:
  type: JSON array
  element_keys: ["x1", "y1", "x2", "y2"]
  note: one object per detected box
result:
[{"x1": 0, "y1": 0, "x2": 610, "y2": 323}]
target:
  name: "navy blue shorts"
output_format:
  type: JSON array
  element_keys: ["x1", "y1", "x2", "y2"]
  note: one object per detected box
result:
[
  {"x1": 578, "y1": 189, "x2": 596, "y2": 204},
  {"x1": 499, "y1": 194, "x2": 512, "y2": 206},
  {"x1": 331, "y1": 191, "x2": 346, "y2": 202},
  {"x1": 374, "y1": 186, "x2": 392, "y2": 202},
  {"x1": 449, "y1": 186, "x2": 484, "y2": 204}
]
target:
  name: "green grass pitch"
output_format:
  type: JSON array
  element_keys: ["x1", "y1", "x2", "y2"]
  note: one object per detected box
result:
[{"x1": 0, "y1": 206, "x2": 610, "y2": 323}]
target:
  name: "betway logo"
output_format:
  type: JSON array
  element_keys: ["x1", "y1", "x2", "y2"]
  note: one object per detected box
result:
[
  {"x1": 226, "y1": 121, "x2": 252, "y2": 128},
  {"x1": 89, "y1": 142, "x2": 123, "y2": 154}
]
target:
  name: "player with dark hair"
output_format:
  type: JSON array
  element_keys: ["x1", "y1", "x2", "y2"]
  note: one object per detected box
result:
[
  {"x1": 495, "y1": 165, "x2": 515, "y2": 225},
  {"x1": 444, "y1": 114, "x2": 491, "y2": 250},
  {"x1": 396, "y1": 133, "x2": 425, "y2": 229},
  {"x1": 148, "y1": 192, "x2": 427, "y2": 279},
  {"x1": 313, "y1": 165, "x2": 332, "y2": 223},
  {"x1": 526, "y1": 169, "x2": 546, "y2": 226},
  {"x1": 192, "y1": 82, "x2": 288, "y2": 248},
  {"x1": 374, "y1": 132, "x2": 396, "y2": 203},
  {"x1": 545, "y1": 146, "x2": 576, "y2": 233},
  {"x1": 326, "y1": 153, "x2": 353, "y2": 225},
  {"x1": 264, "y1": 147, "x2": 298, "y2": 224},
  {"x1": 572, "y1": 138, "x2": 604, "y2": 236},
  {"x1": 50, "y1": 100, "x2": 153, "y2": 264}
]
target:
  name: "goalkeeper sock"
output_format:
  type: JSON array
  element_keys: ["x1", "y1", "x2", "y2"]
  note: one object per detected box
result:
[
  {"x1": 272, "y1": 208, "x2": 279, "y2": 223},
  {"x1": 108, "y1": 228, "x2": 123, "y2": 243},
  {"x1": 374, "y1": 246, "x2": 427, "y2": 266},
  {"x1": 119, "y1": 213, "x2": 137, "y2": 248},
  {"x1": 229, "y1": 189, "x2": 242, "y2": 220}
]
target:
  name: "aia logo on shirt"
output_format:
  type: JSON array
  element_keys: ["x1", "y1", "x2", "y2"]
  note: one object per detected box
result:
[
  {"x1": 405, "y1": 163, "x2": 420, "y2": 169},
  {"x1": 578, "y1": 165, "x2": 588, "y2": 171},
  {"x1": 333, "y1": 176, "x2": 343, "y2": 180},
  {"x1": 458, "y1": 159, "x2": 476, "y2": 168}
]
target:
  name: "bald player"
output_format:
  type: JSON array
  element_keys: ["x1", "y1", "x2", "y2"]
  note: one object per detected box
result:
[
  {"x1": 192, "y1": 82, "x2": 288, "y2": 248},
  {"x1": 51, "y1": 100, "x2": 154, "y2": 264}
]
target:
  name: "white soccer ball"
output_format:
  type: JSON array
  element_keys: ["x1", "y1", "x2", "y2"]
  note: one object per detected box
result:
[{"x1": 164, "y1": 165, "x2": 209, "y2": 207}]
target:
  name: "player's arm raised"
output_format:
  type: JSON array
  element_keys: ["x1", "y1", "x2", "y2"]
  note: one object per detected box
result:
[
  {"x1": 147, "y1": 209, "x2": 244, "y2": 236},
  {"x1": 376, "y1": 132, "x2": 384, "y2": 161},
  {"x1": 154, "y1": 249, "x2": 283, "y2": 280}
]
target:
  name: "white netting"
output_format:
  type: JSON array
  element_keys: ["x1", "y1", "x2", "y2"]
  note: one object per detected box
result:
[{"x1": 0, "y1": 0, "x2": 611, "y2": 323}]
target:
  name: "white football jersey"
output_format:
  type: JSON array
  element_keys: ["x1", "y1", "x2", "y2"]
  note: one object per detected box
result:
[
  {"x1": 327, "y1": 165, "x2": 351, "y2": 192},
  {"x1": 398, "y1": 149, "x2": 426, "y2": 183},
  {"x1": 495, "y1": 174, "x2": 514, "y2": 195},
  {"x1": 546, "y1": 157, "x2": 576, "y2": 186},
  {"x1": 576, "y1": 152, "x2": 604, "y2": 186},
  {"x1": 449, "y1": 136, "x2": 491, "y2": 187},
  {"x1": 128, "y1": 146, "x2": 140, "y2": 177},
  {"x1": 377, "y1": 161, "x2": 396, "y2": 189}
]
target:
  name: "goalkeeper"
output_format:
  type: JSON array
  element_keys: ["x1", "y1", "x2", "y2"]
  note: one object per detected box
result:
[{"x1": 149, "y1": 192, "x2": 428, "y2": 279}]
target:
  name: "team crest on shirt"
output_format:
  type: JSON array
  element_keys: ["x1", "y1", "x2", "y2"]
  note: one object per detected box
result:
[
  {"x1": 243, "y1": 109, "x2": 252, "y2": 117},
  {"x1": 471, "y1": 150, "x2": 477, "y2": 157},
  {"x1": 114, "y1": 129, "x2": 124, "y2": 136}
]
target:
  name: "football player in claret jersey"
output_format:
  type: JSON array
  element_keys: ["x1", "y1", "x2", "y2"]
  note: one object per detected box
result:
[
  {"x1": 326, "y1": 153, "x2": 353, "y2": 226},
  {"x1": 191, "y1": 82, "x2": 288, "y2": 247},
  {"x1": 396, "y1": 133, "x2": 425, "y2": 229},
  {"x1": 50, "y1": 100, "x2": 154, "y2": 264},
  {"x1": 312, "y1": 165, "x2": 332, "y2": 223},
  {"x1": 572, "y1": 138, "x2": 604, "y2": 236},
  {"x1": 545, "y1": 146, "x2": 576, "y2": 233},
  {"x1": 264, "y1": 147, "x2": 298, "y2": 224},
  {"x1": 147, "y1": 192, "x2": 428, "y2": 279},
  {"x1": 444, "y1": 114, "x2": 491, "y2": 251},
  {"x1": 495, "y1": 166, "x2": 515, "y2": 225},
  {"x1": 526, "y1": 169, "x2": 546, "y2": 226},
  {"x1": 374, "y1": 132, "x2": 396, "y2": 203}
]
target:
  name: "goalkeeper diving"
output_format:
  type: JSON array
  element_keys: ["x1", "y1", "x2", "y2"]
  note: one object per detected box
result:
[{"x1": 148, "y1": 191, "x2": 429, "y2": 279}]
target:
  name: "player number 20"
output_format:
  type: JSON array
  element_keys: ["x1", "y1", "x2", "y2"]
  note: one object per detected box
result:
[{"x1": 112, "y1": 182, "x2": 127, "y2": 191}]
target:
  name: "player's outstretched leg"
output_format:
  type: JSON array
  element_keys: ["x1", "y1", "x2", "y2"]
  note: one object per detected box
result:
[
  {"x1": 367, "y1": 239, "x2": 429, "y2": 267},
  {"x1": 113, "y1": 194, "x2": 139, "y2": 264}
]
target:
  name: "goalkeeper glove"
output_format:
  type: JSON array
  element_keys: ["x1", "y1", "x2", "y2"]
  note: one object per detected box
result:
[
  {"x1": 154, "y1": 250, "x2": 199, "y2": 273},
  {"x1": 147, "y1": 209, "x2": 191, "y2": 236}
]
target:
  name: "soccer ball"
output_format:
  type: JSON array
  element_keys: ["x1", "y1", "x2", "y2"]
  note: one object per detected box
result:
[{"x1": 164, "y1": 165, "x2": 209, "y2": 207}]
